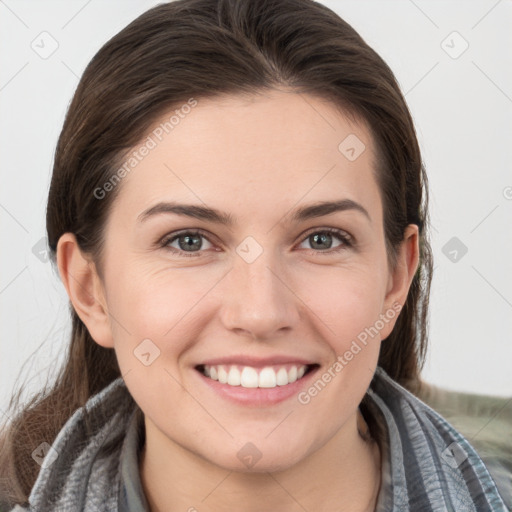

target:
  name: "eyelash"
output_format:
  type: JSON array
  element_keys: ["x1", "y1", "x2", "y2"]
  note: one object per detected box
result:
[{"x1": 158, "y1": 228, "x2": 354, "y2": 258}]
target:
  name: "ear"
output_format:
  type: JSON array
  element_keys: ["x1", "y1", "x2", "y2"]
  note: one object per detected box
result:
[
  {"x1": 379, "y1": 224, "x2": 420, "y2": 340},
  {"x1": 56, "y1": 233, "x2": 114, "y2": 348}
]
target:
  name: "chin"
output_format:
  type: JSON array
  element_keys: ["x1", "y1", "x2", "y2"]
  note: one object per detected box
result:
[{"x1": 202, "y1": 441, "x2": 309, "y2": 474}]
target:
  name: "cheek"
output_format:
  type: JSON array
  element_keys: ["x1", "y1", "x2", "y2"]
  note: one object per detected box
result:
[
  {"x1": 296, "y1": 264, "x2": 388, "y2": 347},
  {"x1": 105, "y1": 267, "x2": 222, "y2": 420},
  {"x1": 294, "y1": 268, "x2": 385, "y2": 417},
  {"x1": 105, "y1": 264, "x2": 221, "y2": 361}
]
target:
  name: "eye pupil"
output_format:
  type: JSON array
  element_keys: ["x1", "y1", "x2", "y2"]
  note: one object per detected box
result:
[
  {"x1": 179, "y1": 234, "x2": 202, "y2": 251},
  {"x1": 310, "y1": 232, "x2": 332, "y2": 250}
]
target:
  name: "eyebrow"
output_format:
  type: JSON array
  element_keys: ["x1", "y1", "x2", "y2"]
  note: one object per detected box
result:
[{"x1": 137, "y1": 199, "x2": 371, "y2": 225}]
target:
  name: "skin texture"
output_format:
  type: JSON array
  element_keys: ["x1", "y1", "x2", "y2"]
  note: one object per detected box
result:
[{"x1": 57, "y1": 89, "x2": 419, "y2": 511}]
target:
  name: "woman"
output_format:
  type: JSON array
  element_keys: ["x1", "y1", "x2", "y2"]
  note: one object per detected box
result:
[{"x1": 0, "y1": 0, "x2": 508, "y2": 510}]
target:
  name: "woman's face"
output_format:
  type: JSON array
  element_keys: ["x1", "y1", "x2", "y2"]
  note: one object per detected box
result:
[{"x1": 83, "y1": 89, "x2": 417, "y2": 472}]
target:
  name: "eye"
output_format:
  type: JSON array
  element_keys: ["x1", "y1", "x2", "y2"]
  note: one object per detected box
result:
[
  {"x1": 159, "y1": 227, "x2": 353, "y2": 258},
  {"x1": 160, "y1": 230, "x2": 215, "y2": 257},
  {"x1": 297, "y1": 228, "x2": 352, "y2": 253}
]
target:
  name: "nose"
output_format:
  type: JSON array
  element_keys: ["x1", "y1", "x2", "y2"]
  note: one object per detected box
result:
[{"x1": 219, "y1": 247, "x2": 300, "y2": 340}]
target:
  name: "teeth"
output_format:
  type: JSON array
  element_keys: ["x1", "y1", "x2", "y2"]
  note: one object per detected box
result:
[
  {"x1": 218, "y1": 366, "x2": 228, "y2": 384},
  {"x1": 201, "y1": 364, "x2": 310, "y2": 388},
  {"x1": 259, "y1": 367, "x2": 276, "y2": 388},
  {"x1": 240, "y1": 367, "x2": 258, "y2": 388},
  {"x1": 276, "y1": 368, "x2": 288, "y2": 386},
  {"x1": 227, "y1": 367, "x2": 241, "y2": 386}
]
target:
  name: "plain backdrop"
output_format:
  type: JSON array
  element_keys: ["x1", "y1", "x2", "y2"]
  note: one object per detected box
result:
[{"x1": 1, "y1": 0, "x2": 511, "y2": 416}]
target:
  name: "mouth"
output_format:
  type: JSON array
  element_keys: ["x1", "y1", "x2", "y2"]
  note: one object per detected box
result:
[{"x1": 195, "y1": 363, "x2": 320, "y2": 389}]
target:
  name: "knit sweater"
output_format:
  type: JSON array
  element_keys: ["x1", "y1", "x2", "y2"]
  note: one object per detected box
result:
[{"x1": 6, "y1": 367, "x2": 509, "y2": 511}]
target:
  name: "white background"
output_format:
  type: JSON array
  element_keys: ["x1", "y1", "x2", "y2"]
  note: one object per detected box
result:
[{"x1": 1, "y1": 0, "x2": 511, "y2": 415}]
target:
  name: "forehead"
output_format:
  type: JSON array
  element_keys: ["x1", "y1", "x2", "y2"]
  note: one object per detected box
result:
[{"x1": 111, "y1": 89, "x2": 380, "y2": 224}]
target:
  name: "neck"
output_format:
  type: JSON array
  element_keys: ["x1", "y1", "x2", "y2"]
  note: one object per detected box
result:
[{"x1": 139, "y1": 410, "x2": 381, "y2": 512}]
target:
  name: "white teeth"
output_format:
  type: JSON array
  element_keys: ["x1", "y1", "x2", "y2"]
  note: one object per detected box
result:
[
  {"x1": 201, "y1": 364, "x2": 310, "y2": 388},
  {"x1": 227, "y1": 366, "x2": 241, "y2": 386},
  {"x1": 259, "y1": 367, "x2": 277, "y2": 388},
  {"x1": 218, "y1": 366, "x2": 228, "y2": 384},
  {"x1": 276, "y1": 367, "x2": 288, "y2": 386},
  {"x1": 240, "y1": 367, "x2": 259, "y2": 388}
]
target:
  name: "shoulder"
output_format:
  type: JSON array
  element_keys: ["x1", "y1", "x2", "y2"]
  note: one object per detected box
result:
[
  {"x1": 367, "y1": 367, "x2": 510, "y2": 511},
  {"x1": 417, "y1": 379, "x2": 512, "y2": 510},
  {"x1": 18, "y1": 377, "x2": 137, "y2": 512}
]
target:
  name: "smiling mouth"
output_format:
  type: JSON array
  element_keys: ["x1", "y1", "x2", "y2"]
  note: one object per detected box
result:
[{"x1": 195, "y1": 363, "x2": 319, "y2": 388}]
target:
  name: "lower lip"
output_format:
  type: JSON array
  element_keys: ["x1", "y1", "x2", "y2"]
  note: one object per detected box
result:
[{"x1": 195, "y1": 366, "x2": 320, "y2": 407}]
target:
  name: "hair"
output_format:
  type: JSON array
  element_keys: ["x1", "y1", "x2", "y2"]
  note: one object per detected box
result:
[{"x1": 0, "y1": 0, "x2": 433, "y2": 506}]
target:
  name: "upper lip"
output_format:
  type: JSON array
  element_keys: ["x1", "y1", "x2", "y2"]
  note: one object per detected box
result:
[{"x1": 197, "y1": 355, "x2": 317, "y2": 368}]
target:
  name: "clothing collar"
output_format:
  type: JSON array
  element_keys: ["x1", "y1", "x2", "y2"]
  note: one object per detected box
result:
[{"x1": 118, "y1": 407, "x2": 149, "y2": 512}]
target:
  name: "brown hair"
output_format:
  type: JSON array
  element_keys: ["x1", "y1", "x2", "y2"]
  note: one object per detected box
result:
[{"x1": 0, "y1": 0, "x2": 432, "y2": 506}]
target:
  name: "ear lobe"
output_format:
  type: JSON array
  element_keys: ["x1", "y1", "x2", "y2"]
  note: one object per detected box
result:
[
  {"x1": 56, "y1": 233, "x2": 114, "y2": 348},
  {"x1": 380, "y1": 224, "x2": 420, "y2": 340}
]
